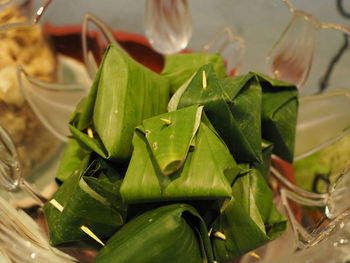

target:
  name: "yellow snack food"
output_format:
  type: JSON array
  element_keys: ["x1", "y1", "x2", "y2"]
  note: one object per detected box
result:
[{"x1": 0, "y1": 4, "x2": 59, "y2": 175}]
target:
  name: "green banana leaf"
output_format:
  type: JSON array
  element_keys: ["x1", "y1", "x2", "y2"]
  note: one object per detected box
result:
[
  {"x1": 69, "y1": 44, "x2": 170, "y2": 162},
  {"x1": 161, "y1": 53, "x2": 227, "y2": 94},
  {"x1": 94, "y1": 204, "x2": 214, "y2": 263},
  {"x1": 140, "y1": 105, "x2": 202, "y2": 175},
  {"x1": 120, "y1": 105, "x2": 238, "y2": 203},
  {"x1": 55, "y1": 137, "x2": 92, "y2": 183},
  {"x1": 175, "y1": 64, "x2": 262, "y2": 163},
  {"x1": 211, "y1": 165, "x2": 287, "y2": 262},
  {"x1": 255, "y1": 140, "x2": 274, "y2": 182},
  {"x1": 44, "y1": 157, "x2": 127, "y2": 247},
  {"x1": 255, "y1": 72, "x2": 298, "y2": 163}
]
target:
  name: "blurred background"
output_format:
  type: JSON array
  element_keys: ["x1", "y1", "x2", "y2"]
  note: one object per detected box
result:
[{"x1": 36, "y1": 0, "x2": 350, "y2": 94}]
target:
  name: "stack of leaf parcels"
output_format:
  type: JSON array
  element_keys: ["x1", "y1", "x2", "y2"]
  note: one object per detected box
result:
[{"x1": 44, "y1": 45, "x2": 298, "y2": 263}]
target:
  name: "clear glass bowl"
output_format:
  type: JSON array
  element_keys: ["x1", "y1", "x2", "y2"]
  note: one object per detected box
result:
[{"x1": 0, "y1": 1, "x2": 350, "y2": 262}]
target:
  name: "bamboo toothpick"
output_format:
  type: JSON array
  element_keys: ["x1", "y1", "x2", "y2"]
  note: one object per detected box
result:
[
  {"x1": 160, "y1": 118, "x2": 171, "y2": 125},
  {"x1": 213, "y1": 231, "x2": 226, "y2": 240},
  {"x1": 208, "y1": 227, "x2": 213, "y2": 237},
  {"x1": 202, "y1": 70, "x2": 207, "y2": 89},
  {"x1": 249, "y1": 251, "x2": 261, "y2": 259},
  {"x1": 49, "y1": 198, "x2": 105, "y2": 246},
  {"x1": 80, "y1": 226, "x2": 105, "y2": 246},
  {"x1": 87, "y1": 128, "x2": 94, "y2": 138},
  {"x1": 49, "y1": 199, "x2": 64, "y2": 212}
]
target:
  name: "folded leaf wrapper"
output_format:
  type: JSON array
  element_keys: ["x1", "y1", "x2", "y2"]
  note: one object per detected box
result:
[
  {"x1": 44, "y1": 157, "x2": 127, "y2": 247},
  {"x1": 120, "y1": 105, "x2": 238, "y2": 203},
  {"x1": 255, "y1": 140, "x2": 274, "y2": 182},
  {"x1": 175, "y1": 65, "x2": 262, "y2": 163},
  {"x1": 211, "y1": 165, "x2": 287, "y2": 261},
  {"x1": 43, "y1": 48, "x2": 295, "y2": 259},
  {"x1": 94, "y1": 204, "x2": 214, "y2": 263},
  {"x1": 55, "y1": 137, "x2": 92, "y2": 183},
  {"x1": 161, "y1": 53, "x2": 227, "y2": 94},
  {"x1": 69, "y1": 45, "x2": 170, "y2": 161},
  {"x1": 256, "y1": 73, "x2": 298, "y2": 163}
]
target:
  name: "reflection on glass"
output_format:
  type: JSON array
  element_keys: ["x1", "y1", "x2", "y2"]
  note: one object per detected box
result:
[
  {"x1": 0, "y1": 196, "x2": 76, "y2": 263},
  {"x1": 271, "y1": 163, "x2": 350, "y2": 248},
  {"x1": 81, "y1": 13, "x2": 120, "y2": 79},
  {"x1": 201, "y1": 27, "x2": 245, "y2": 76},
  {"x1": 16, "y1": 64, "x2": 89, "y2": 143},
  {"x1": 295, "y1": 89, "x2": 350, "y2": 160},
  {"x1": 267, "y1": 0, "x2": 350, "y2": 88},
  {"x1": 267, "y1": 10, "x2": 319, "y2": 88},
  {"x1": 0, "y1": 0, "x2": 52, "y2": 32},
  {"x1": 0, "y1": 124, "x2": 21, "y2": 191},
  {"x1": 144, "y1": 0, "x2": 192, "y2": 54},
  {"x1": 326, "y1": 167, "x2": 350, "y2": 219},
  {"x1": 269, "y1": 211, "x2": 350, "y2": 263},
  {"x1": 0, "y1": 124, "x2": 47, "y2": 205}
]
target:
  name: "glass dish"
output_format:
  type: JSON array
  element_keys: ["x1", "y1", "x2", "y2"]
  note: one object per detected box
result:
[{"x1": 0, "y1": 0, "x2": 60, "y2": 178}]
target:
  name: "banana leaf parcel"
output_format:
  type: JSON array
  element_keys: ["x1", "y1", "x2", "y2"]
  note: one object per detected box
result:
[
  {"x1": 94, "y1": 204, "x2": 214, "y2": 263},
  {"x1": 161, "y1": 53, "x2": 227, "y2": 94},
  {"x1": 120, "y1": 105, "x2": 238, "y2": 203},
  {"x1": 256, "y1": 140, "x2": 274, "y2": 182},
  {"x1": 69, "y1": 44, "x2": 170, "y2": 162},
  {"x1": 55, "y1": 137, "x2": 92, "y2": 183},
  {"x1": 44, "y1": 157, "x2": 127, "y2": 247},
  {"x1": 43, "y1": 47, "x2": 296, "y2": 260},
  {"x1": 174, "y1": 64, "x2": 262, "y2": 164},
  {"x1": 256, "y1": 73, "x2": 298, "y2": 163},
  {"x1": 211, "y1": 165, "x2": 287, "y2": 262}
]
